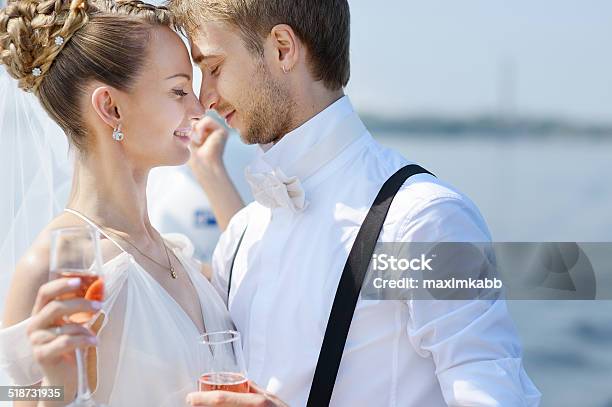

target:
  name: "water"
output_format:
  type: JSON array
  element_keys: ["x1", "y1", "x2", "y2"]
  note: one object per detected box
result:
[{"x1": 375, "y1": 132, "x2": 612, "y2": 407}]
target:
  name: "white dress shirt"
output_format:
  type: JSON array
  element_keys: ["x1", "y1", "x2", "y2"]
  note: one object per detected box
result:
[{"x1": 211, "y1": 96, "x2": 541, "y2": 406}]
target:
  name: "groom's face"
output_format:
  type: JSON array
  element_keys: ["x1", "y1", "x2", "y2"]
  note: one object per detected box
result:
[{"x1": 190, "y1": 21, "x2": 293, "y2": 145}]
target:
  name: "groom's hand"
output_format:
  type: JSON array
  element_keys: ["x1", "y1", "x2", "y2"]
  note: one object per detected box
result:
[
  {"x1": 186, "y1": 381, "x2": 288, "y2": 407},
  {"x1": 189, "y1": 115, "x2": 229, "y2": 170}
]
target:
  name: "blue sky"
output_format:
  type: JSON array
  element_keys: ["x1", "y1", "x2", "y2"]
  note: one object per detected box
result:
[{"x1": 347, "y1": 1, "x2": 612, "y2": 123}]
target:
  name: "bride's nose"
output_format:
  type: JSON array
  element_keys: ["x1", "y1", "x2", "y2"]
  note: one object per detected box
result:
[{"x1": 187, "y1": 92, "x2": 206, "y2": 119}]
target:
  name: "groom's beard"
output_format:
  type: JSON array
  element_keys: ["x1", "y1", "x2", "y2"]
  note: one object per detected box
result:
[{"x1": 240, "y1": 63, "x2": 295, "y2": 145}]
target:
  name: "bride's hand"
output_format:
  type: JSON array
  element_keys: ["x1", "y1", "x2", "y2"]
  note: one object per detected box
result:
[
  {"x1": 189, "y1": 115, "x2": 229, "y2": 171},
  {"x1": 27, "y1": 277, "x2": 101, "y2": 391}
]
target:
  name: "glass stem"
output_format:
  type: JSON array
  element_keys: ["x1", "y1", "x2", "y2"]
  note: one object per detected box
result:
[{"x1": 75, "y1": 348, "x2": 93, "y2": 401}]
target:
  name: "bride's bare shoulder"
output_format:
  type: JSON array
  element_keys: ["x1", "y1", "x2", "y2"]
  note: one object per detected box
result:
[{"x1": 2, "y1": 214, "x2": 83, "y2": 326}]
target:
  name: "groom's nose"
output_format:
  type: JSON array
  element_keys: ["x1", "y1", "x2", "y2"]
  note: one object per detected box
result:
[{"x1": 200, "y1": 79, "x2": 219, "y2": 111}]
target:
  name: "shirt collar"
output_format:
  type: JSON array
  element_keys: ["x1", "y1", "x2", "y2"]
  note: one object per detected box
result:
[{"x1": 250, "y1": 95, "x2": 355, "y2": 175}]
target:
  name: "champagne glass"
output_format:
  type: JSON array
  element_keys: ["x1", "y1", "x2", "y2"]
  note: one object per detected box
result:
[
  {"x1": 197, "y1": 330, "x2": 249, "y2": 393},
  {"x1": 49, "y1": 226, "x2": 105, "y2": 407}
]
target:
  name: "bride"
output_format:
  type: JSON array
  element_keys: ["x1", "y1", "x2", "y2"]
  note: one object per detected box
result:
[{"x1": 0, "y1": 0, "x2": 243, "y2": 404}]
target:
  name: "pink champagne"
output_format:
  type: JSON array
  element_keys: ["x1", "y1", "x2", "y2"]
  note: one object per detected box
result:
[
  {"x1": 51, "y1": 270, "x2": 105, "y2": 324},
  {"x1": 198, "y1": 372, "x2": 249, "y2": 393}
]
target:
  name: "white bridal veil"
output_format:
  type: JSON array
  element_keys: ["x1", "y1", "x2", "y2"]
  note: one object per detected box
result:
[
  {"x1": 0, "y1": 0, "x2": 252, "y2": 318},
  {"x1": 0, "y1": 66, "x2": 73, "y2": 319}
]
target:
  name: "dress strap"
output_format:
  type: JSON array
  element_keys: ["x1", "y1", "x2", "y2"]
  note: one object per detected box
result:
[{"x1": 64, "y1": 208, "x2": 127, "y2": 253}]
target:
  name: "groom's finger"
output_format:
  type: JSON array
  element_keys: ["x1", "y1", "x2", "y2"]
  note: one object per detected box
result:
[
  {"x1": 191, "y1": 115, "x2": 223, "y2": 146},
  {"x1": 186, "y1": 390, "x2": 268, "y2": 407}
]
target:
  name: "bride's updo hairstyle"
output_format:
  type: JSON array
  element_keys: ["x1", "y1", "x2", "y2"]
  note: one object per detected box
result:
[{"x1": 0, "y1": 0, "x2": 174, "y2": 150}]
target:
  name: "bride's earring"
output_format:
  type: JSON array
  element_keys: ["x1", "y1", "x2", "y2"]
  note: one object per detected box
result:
[{"x1": 112, "y1": 124, "x2": 124, "y2": 141}]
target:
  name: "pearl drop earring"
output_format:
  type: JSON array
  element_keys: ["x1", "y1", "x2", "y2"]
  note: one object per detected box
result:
[{"x1": 112, "y1": 125, "x2": 124, "y2": 141}]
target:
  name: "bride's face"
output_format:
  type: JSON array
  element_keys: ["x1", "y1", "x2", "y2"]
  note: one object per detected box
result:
[{"x1": 109, "y1": 26, "x2": 204, "y2": 168}]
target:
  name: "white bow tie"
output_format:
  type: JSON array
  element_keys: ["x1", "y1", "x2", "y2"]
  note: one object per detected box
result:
[
  {"x1": 244, "y1": 112, "x2": 367, "y2": 214},
  {"x1": 245, "y1": 166, "x2": 309, "y2": 213}
]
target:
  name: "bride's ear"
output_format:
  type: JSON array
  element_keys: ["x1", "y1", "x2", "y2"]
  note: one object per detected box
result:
[{"x1": 91, "y1": 86, "x2": 122, "y2": 129}]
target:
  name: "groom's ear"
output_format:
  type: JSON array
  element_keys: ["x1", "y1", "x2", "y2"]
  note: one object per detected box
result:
[
  {"x1": 91, "y1": 86, "x2": 122, "y2": 128},
  {"x1": 269, "y1": 24, "x2": 299, "y2": 73}
]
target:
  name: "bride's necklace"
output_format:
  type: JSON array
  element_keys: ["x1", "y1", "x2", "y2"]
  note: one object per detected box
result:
[
  {"x1": 65, "y1": 208, "x2": 177, "y2": 279},
  {"x1": 104, "y1": 228, "x2": 177, "y2": 279}
]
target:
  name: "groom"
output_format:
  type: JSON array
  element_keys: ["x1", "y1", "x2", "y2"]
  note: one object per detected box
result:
[{"x1": 169, "y1": 0, "x2": 541, "y2": 406}]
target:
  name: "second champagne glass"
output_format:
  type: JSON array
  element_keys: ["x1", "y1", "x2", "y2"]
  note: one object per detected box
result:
[{"x1": 197, "y1": 330, "x2": 249, "y2": 393}]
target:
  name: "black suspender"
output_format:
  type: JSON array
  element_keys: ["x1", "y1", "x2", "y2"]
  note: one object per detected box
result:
[
  {"x1": 227, "y1": 227, "x2": 247, "y2": 301},
  {"x1": 307, "y1": 164, "x2": 433, "y2": 407},
  {"x1": 226, "y1": 164, "x2": 434, "y2": 406}
]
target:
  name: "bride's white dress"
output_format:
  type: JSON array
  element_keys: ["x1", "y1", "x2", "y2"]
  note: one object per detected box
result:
[{"x1": 0, "y1": 212, "x2": 234, "y2": 406}]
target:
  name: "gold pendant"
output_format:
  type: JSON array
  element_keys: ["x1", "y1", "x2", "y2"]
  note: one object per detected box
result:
[{"x1": 170, "y1": 266, "x2": 177, "y2": 279}]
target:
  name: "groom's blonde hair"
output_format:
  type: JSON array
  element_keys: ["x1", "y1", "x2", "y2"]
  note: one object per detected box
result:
[{"x1": 170, "y1": 0, "x2": 350, "y2": 91}]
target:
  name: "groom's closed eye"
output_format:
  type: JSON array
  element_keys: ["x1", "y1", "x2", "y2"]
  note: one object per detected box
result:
[
  {"x1": 198, "y1": 63, "x2": 222, "y2": 76},
  {"x1": 209, "y1": 65, "x2": 221, "y2": 76}
]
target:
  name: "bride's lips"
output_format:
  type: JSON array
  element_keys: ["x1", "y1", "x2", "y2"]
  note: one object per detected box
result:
[{"x1": 173, "y1": 128, "x2": 191, "y2": 144}]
